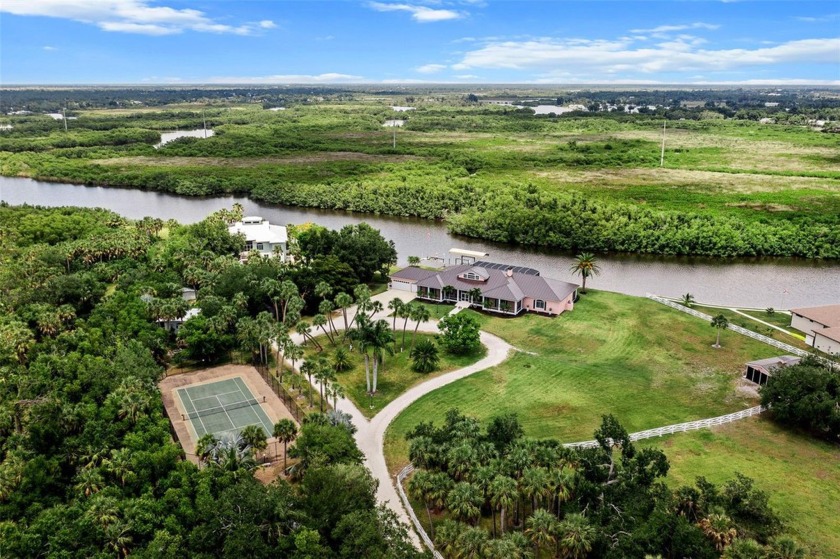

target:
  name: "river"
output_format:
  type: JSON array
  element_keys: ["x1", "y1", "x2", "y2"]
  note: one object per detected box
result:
[{"x1": 1, "y1": 176, "x2": 837, "y2": 308}]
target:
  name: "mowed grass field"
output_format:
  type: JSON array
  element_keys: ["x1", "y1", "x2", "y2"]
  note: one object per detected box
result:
[
  {"x1": 303, "y1": 332, "x2": 485, "y2": 418},
  {"x1": 641, "y1": 417, "x2": 840, "y2": 557},
  {"x1": 385, "y1": 291, "x2": 780, "y2": 472}
]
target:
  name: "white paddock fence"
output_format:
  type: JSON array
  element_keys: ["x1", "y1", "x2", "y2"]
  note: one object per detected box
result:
[
  {"x1": 396, "y1": 405, "x2": 766, "y2": 556},
  {"x1": 563, "y1": 405, "x2": 766, "y2": 449},
  {"x1": 645, "y1": 294, "x2": 812, "y2": 358},
  {"x1": 396, "y1": 464, "x2": 445, "y2": 558}
]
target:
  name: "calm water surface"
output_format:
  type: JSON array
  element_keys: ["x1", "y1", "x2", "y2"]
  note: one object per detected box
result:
[
  {"x1": 154, "y1": 129, "x2": 215, "y2": 148},
  {"x1": 1, "y1": 176, "x2": 837, "y2": 309}
]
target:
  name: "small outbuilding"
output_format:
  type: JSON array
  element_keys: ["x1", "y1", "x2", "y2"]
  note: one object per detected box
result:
[{"x1": 744, "y1": 355, "x2": 801, "y2": 386}]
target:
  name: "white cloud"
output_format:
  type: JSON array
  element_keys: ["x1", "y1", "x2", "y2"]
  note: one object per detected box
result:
[
  {"x1": 796, "y1": 13, "x2": 840, "y2": 23},
  {"x1": 454, "y1": 74, "x2": 480, "y2": 79},
  {"x1": 452, "y1": 36, "x2": 840, "y2": 77},
  {"x1": 368, "y1": 2, "x2": 463, "y2": 22},
  {"x1": 205, "y1": 73, "x2": 364, "y2": 84},
  {"x1": 416, "y1": 63, "x2": 447, "y2": 74},
  {"x1": 42, "y1": 45, "x2": 57, "y2": 51},
  {"x1": 0, "y1": 0, "x2": 271, "y2": 35},
  {"x1": 630, "y1": 22, "x2": 720, "y2": 34}
]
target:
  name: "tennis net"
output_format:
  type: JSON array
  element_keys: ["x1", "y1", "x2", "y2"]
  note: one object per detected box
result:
[{"x1": 184, "y1": 398, "x2": 259, "y2": 420}]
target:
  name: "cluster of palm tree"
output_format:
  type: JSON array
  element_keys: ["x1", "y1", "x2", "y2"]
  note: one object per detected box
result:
[
  {"x1": 406, "y1": 411, "x2": 595, "y2": 559},
  {"x1": 64, "y1": 228, "x2": 150, "y2": 269}
]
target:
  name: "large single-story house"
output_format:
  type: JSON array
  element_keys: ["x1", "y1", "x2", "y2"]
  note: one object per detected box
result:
[
  {"x1": 789, "y1": 304, "x2": 840, "y2": 355},
  {"x1": 744, "y1": 355, "x2": 802, "y2": 386},
  {"x1": 390, "y1": 262, "x2": 578, "y2": 316},
  {"x1": 228, "y1": 216, "x2": 288, "y2": 261}
]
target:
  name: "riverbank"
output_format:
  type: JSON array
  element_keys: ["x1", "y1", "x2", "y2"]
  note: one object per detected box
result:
[
  {"x1": 2, "y1": 104, "x2": 838, "y2": 259},
  {"x1": 3, "y1": 175, "x2": 839, "y2": 309}
]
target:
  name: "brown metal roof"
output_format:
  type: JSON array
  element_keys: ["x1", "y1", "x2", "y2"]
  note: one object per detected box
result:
[
  {"x1": 404, "y1": 264, "x2": 578, "y2": 303},
  {"x1": 815, "y1": 327, "x2": 840, "y2": 344},
  {"x1": 390, "y1": 267, "x2": 436, "y2": 282},
  {"x1": 745, "y1": 355, "x2": 801, "y2": 374},
  {"x1": 790, "y1": 305, "x2": 840, "y2": 328}
]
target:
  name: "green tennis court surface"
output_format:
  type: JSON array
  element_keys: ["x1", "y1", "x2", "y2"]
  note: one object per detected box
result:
[{"x1": 177, "y1": 377, "x2": 273, "y2": 438}]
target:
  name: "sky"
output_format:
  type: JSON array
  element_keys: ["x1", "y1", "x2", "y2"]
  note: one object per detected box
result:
[{"x1": 0, "y1": 1, "x2": 838, "y2": 85}]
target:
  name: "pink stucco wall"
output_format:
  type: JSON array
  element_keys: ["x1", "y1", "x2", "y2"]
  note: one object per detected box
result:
[{"x1": 523, "y1": 293, "x2": 574, "y2": 315}]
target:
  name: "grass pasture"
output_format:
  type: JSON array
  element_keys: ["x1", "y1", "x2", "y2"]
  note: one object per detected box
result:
[
  {"x1": 641, "y1": 417, "x2": 840, "y2": 557},
  {"x1": 385, "y1": 291, "x2": 780, "y2": 472}
]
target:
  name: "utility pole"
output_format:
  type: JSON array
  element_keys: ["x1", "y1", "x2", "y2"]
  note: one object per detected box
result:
[
  {"x1": 392, "y1": 122, "x2": 396, "y2": 149},
  {"x1": 203, "y1": 109, "x2": 207, "y2": 138},
  {"x1": 660, "y1": 120, "x2": 666, "y2": 167},
  {"x1": 62, "y1": 106, "x2": 68, "y2": 132}
]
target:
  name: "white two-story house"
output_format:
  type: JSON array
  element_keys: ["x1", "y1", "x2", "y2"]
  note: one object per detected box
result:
[{"x1": 228, "y1": 216, "x2": 288, "y2": 261}]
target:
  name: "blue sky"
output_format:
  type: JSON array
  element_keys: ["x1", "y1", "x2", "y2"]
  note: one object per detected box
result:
[{"x1": 1, "y1": 1, "x2": 838, "y2": 85}]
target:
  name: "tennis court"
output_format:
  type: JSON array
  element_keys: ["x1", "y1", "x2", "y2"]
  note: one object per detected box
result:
[{"x1": 177, "y1": 376, "x2": 274, "y2": 439}]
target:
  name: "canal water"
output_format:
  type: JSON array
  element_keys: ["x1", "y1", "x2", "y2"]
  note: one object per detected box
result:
[{"x1": 1, "y1": 176, "x2": 837, "y2": 309}]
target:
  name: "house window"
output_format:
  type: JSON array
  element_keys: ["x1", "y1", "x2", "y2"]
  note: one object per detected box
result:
[
  {"x1": 463, "y1": 272, "x2": 480, "y2": 281},
  {"x1": 245, "y1": 241, "x2": 254, "y2": 250},
  {"x1": 535, "y1": 299, "x2": 546, "y2": 310},
  {"x1": 256, "y1": 243, "x2": 264, "y2": 250}
]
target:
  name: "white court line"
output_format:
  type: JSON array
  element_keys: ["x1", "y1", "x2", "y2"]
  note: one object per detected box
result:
[{"x1": 180, "y1": 388, "x2": 210, "y2": 438}]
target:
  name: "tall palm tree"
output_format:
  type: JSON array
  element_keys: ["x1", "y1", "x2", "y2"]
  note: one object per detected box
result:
[
  {"x1": 409, "y1": 304, "x2": 431, "y2": 352},
  {"x1": 525, "y1": 508, "x2": 558, "y2": 558},
  {"x1": 240, "y1": 424, "x2": 268, "y2": 462},
  {"x1": 299, "y1": 360, "x2": 315, "y2": 407},
  {"x1": 318, "y1": 299, "x2": 338, "y2": 337},
  {"x1": 388, "y1": 298, "x2": 404, "y2": 333},
  {"x1": 334, "y1": 292, "x2": 353, "y2": 333},
  {"x1": 457, "y1": 526, "x2": 490, "y2": 559},
  {"x1": 435, "y1": 520, "x2": 466, "y2": 559},
  {"x1": 569, "y1": 253, "x2": 601, "y2": 294},
  {"x1": 468, "y1": 288, "x2": 483, "y2": 307},
  {"x1": 312, "y1": 314, "x2": 334, "y2": 346},
  {"x1": 521, "y1": 466, "x2": 550, "y2": 513},
  {"x1": 471, "y1": 464, "x2": 496, "y2": 535},
  {"x1": 295, "y1": 320, "x2": 322, "y2": 352},
  {"x1": 557, "y1": 513, "x2": 596, "y2": 559},
  {"x1": 681, "y1": 293, "x2": 695, "y2": 308},
  {"x1": 711, "y1": 314, "x2": 729, "y2": 348},
  {"x1": 285, "y1": 342, "x2": 304, "y2": 376},
  {"x1": 349, "y1": 316, "x2": 373, "y2": 393},
  {"x1": 490, "y1": 474, "x2": 518, "y2": 535},
  {"x1": 447, "y1": 482, "x2": 483, "y2": 525},
  {"x1": 328, "y1": 381, "x2": 345, "y2": 409},
  {"x1": 369, "y1": 319, "x2": 394, "y2": 394},
  {"x1": 272, "y1": 418, "x2": 297, "y2": 472},
  {"x1": 314, "y1": 360, "x2": 336, "y2": 412},
  {"x1": 408, "y1": 469, "x2": 437, "y2": 539},
  {"x1": 399, "y1": 302, "x2": 414, "y2": 350}
]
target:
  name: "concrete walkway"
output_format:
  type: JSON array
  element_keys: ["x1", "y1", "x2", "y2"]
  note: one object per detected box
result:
[{"x1": 284, "y1": 289, "x2": 514, "y2": 544}]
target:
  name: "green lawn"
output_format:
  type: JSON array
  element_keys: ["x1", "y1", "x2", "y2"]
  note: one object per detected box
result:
[
  {"x1": 303, "y1": 332, "x2": 485, "y2": 418},
  {"x1": 385, "y1": 291, "x2": 780, "y2": 472},
  {"x1": 641, "y1": 417, "x2": 840, "y2": 558},
  {"x1": 694, "y1": 305, "x2": 809, "y2": 349}
]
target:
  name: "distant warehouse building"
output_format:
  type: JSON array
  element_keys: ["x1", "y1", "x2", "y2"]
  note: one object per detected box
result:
[{"x1": 789, "y1": 304, "x2": 840, "y2": 356}]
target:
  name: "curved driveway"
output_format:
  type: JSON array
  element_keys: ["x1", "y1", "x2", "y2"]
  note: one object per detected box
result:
[{"x1": 285, "y1": 290, "x2": 514, "y2": 543}]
